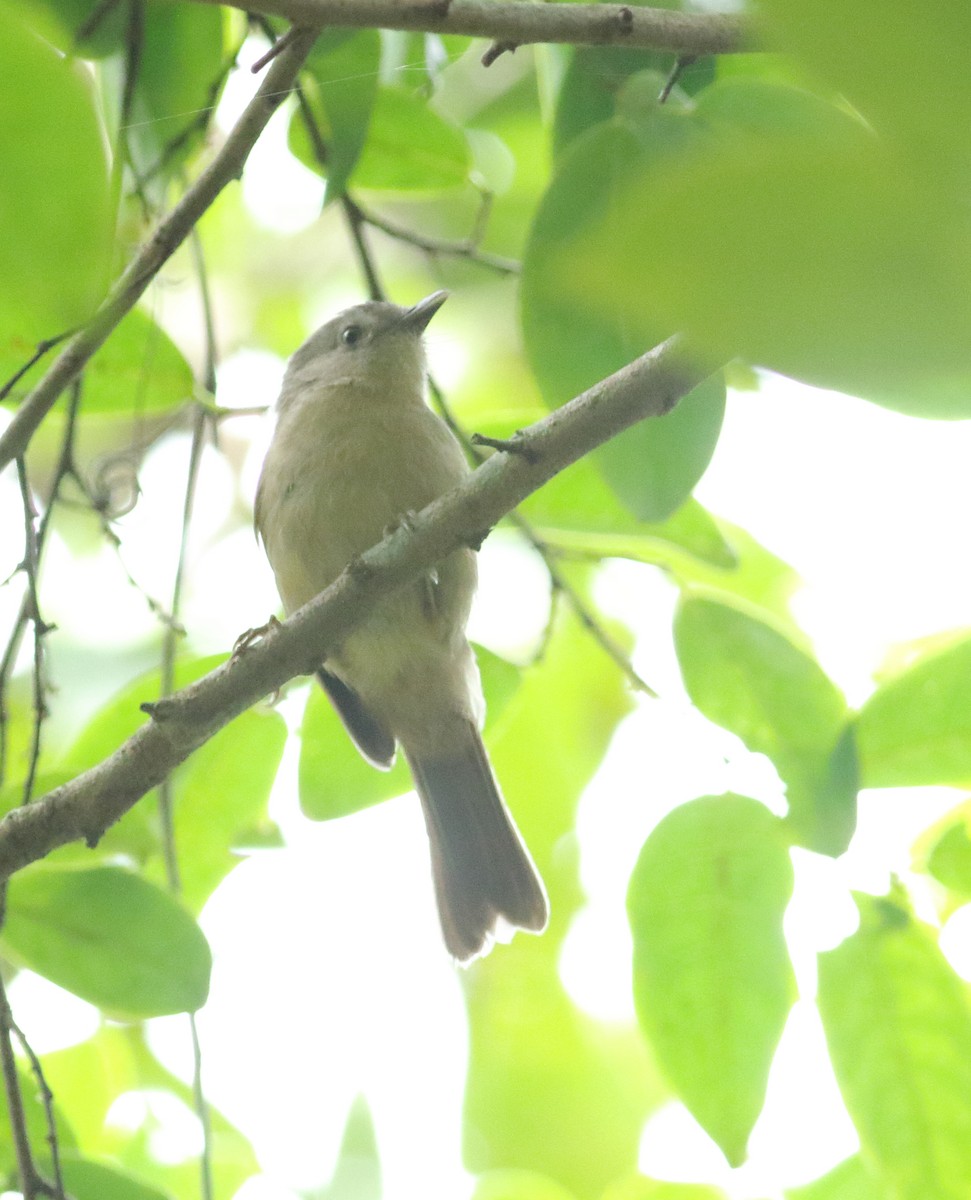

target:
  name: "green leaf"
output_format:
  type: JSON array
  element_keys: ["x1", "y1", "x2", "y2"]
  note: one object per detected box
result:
[
  {"x1": 818, "y1": 891, "x2": 971, "y2": 1200},
  {"x1": 300, "y1": 647, "x2": 521, "y2": 820},
  {"x1": 125, "y1": 2, "x2": 226, "y2": 180},
  {"x1": 351, "y1": 87, "x2": 471, "y2": 191},
  {"x1": 921, "y1": 802, "x2": 971, "y2": 896},
  {"x1": 522, "y1": 114, "x2": 724, "y2": 519},
  {"x1": 758, "y1": 0, "x2": 971, "y2": 193},
  {"x1": 154, "y1": 706, "x2": 287, "y2": 911},
  {"x1": 553, "y1": 41, "x2": 712, "y2": 157},
  {"x1": 674, "y1": 595, "x2": 854, "y2": 855},
  {"x1": 62, "y1": 654, "x2": 283, "y2": 905},
  {"x1": 602, "y1": 1179, "x2": 728, "y2": 1200},
  {"x1": 784, "y1": 1155, "x2": 886, "y2": 1200},
  {"x1": 627, "y1": 794, "x2": 796, "y2": 1166},
  {"x1": 291, "y1": 29, "x2": 381, "y2": 203},
  {"x1": 472, "y1": 1170, "x2": 577, "y2": 1200},
  {"x1": 855, "y1": 633, "x2": 971, "y2": 787},
  {"x1": 465, "y1": 615, "x2": 655, "y2": 1199},
  {"x1": 0, "y1": 3, "x2": 112, "y2": 340},
  {"x1": 1, "y1": 865, "x2": 211, "y2": 1017},
  {"x1": 43, "y1": 1024, "x2": 258, "y2": 1198},
  {"x1": 5, "y1": 307, "x2": 194, "y2": 417},
  {"x1": 557, "y1": 78, "x2": 971, "y2": 412},
  {"x1": 59, "y1": 1155, "x2": 173, "y2": 1200},
  {"x1": 0, "y1": 1068, "x2": 76, "y2": 1183}
]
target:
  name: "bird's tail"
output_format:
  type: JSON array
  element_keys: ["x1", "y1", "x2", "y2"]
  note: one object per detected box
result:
[{"x1": 406, "y1": 720, "x2": 548, "y2": 963}]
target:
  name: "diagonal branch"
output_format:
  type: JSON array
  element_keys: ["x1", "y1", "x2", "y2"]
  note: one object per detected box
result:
[
  {"x1": 0, "y1": 27, "x2": 318, "y2": 476},
  {"x1": 0, "y1": 335, "x2": 709, "y2": 881},
  {"x1": 186, "y1": 0, "x2": 750, "y2": 56}
]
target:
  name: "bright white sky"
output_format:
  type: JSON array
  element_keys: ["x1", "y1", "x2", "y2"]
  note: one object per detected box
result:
[{"x1": 6, "y1": 38, "x2": 971, "y2": 1200}]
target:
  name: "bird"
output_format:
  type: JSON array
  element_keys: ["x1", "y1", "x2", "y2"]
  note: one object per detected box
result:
[{"x1": 254, "y1": 291, "x2": 548, "y2": 962}]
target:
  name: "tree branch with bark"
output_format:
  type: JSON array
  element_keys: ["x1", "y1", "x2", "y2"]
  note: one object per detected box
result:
[
  {"x1": 189, "y1": 0, "x2": 751, "y2": 56},
  {"x1": 0, "y1": 335, "x2": 708, "y2": 880}
]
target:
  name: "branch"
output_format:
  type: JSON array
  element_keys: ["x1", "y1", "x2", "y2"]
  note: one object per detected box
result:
[
  {"x1": 0, "y1": 27, "x2": 318, "y2": 476},
  {"x1": 187, "y1": 0, "x2": 750, "y2": 56},
  {"x1": 0, "y1": 336, "x2": 706, "y2": 880}
]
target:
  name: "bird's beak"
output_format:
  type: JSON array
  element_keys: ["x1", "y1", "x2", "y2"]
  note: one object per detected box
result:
[{"x1": 400, "y1": 290, "x2": 448, "y2": 333}]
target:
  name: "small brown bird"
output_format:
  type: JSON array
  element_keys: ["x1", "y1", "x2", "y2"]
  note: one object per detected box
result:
[{"x1": 255, "y1": 291, "x2": 548, "y2": 961}]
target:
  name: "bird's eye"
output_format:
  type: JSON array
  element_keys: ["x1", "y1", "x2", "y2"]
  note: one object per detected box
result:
[{"x1": 341, "y1": 324, "x2": 363, "y2": 347}]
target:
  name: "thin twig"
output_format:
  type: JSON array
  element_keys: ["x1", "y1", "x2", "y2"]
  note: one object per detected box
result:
[
  {"x1": 345, "y1": 195, "x2": 520, "y2": 275},
  {"x1": 0, "y1": 332, "x2": 77, "y2": 405},
  {"x1": 0, "y1": 970, "x2": 55, "y2": 1200},
  {"x1": 9, "y1": 1017, "x2": 65, "y2": 1200},
  {"x1": 14, "y1": 461, "x2": 51, "y2": 807},
  {"x1": 155, "y1": 225, "x2": 218, "y2": 1200}
]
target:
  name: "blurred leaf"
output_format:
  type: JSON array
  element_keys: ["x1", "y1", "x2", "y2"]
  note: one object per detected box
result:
[
  {"x1": 474, "y1": 404, "x2": 736, "y2": 569},
  {"x1": 6, "y1": 308, "x2": 195, "y2": 418},
  {"x1": 153, "y1": 706, "x2": 287, "y2": 911},
  {"x1": 602, "y1": 1179, "x2": 728, "y2": 1200},
  {"x1": 301, "y1": 646, "x2": 521, "y2": 820},
  {"x1": 855, "y1": 633, "x2": 971, "y2": 787},
  {"x1": 522, "y1": 113, "x2": 724, "y2": 519},
  {"x1": 919, "y1": 801, "x2": 971, "y2": 897},
  {"x1": 554, "y1": 39, "x2": 712, "y2": 157},
  {"x1": 60, "y1": 652, "x2": 283, "y2": 906},
  {"x1": 628, "y1": 794, "x2": 796, "y2": 1166},
  {"x1": 674, "y1": 595, "x2": 854, "y2": 855},
  {"x1": 290, "y1": 29, "x2": 380, "y2": 202},
  {"x1": 1, "y1": 865, "x2": 211, "y2": 1017},
  {"x1": 0, "y1": 2, "x2": 112, "y2": 344},
  {"x1": 472, "y1": 1169, "x2": 576, "y2": 1200},
  {"x1": 352, "y1": 87, "x2": 471, "y2": 191},
  {"x1": 23, "y1": 0, "x2": 127, "y2": 55},
  {"x1": 125, "y1": 2, "x2": 226, "y2": 181},
  {"x1": 465, "y1": 614, "x2": 658, "y2": 1198},
  {"x1": 558, "y1": 78, "x2": 971, "y2": 412},
  {"x1": 784, "y1": 1154, "x2": 886, "y2": 1200},
  {"x1": 596, "y1": 372, "x2": 726, "y2": 522},
  {"x1": 299, "y1": 684, "x2": 411, "y2": 819},
  {"x1": 818, "y1": 891, "x2": 971, "y2": 1200},
  {"x1": 0, "y1": 1067, "x2": 76, "y2": 1184},
  {"x1": 319, "y1": 1096, "x2": 381, "y2": 1200},
  {"x1": 758, "y1": 0, "x2": 971, "y2": 191},
  {"x1": 44, "y1": 1024, "x2": 258, "y2": 1197},
  {"x1": 68, "y1": 655, "x2": 223, "y2": 771},
  {"x1": 59, "y1": 1155, "x2": 172, "y2": 1200}
]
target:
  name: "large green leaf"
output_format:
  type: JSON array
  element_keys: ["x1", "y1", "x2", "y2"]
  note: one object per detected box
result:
[
  {"x1": 63, "y1": 654, "x2": 284, "y2": 906},
  {"x1": 0, "y1": 2, "x2": 112, "y2": 343},
  {"x1": 558, "y1": 78, "x2": 971, "y2": 414},
  {"x1": 1, "y1": 865, "x2": 211, "y2": 1017},
  {"x1": 289, "y1": 29, "x2": 381, "y2": 203},
  {"x1": 2, "y1": 308, "x2": 194, "y2": 420},
  {"x1": 784, "y1": 1155, "x2": 886, "y2": 1200},
  {"x1": 758, "y1": 0, "x2": 971, "y2": 193},
  {"x1": 627, "y1": 794, "x2": 796, "y2": 1166},
  {"x1": 58, "y1": 1155, "x2": 172, "y2": 1200},
  {"x1": 0, "y1": 1067, "x2": 76, "y2": 1185},
  {"x1": 818, "y1": 891, "x2": 971, "y2": 1200},
  {"x1": 602, "y1": 1180, "x2": 728, "y2": 1200},
  {"x1": 465, "y1": 615, "x2": 658, "y2": 1199},
  {"x1": 351, "y1": 87, "x2": 471, "y2": 191},
  {"x1": 855, "y1": 633, "x2": 971, "y2": 787},
  {"x1": 44, "y1": 1024, "x2": 259, "y2": 1197},
  {"x1": 522, "y1": 111, "x2": 725, "y2": 519},
  {"x1": 126, "y1": 2, "x2": 226, "y2": 181},
  {"x1": 674, "y1": 595, "x2": 855, "y2": 855}
]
